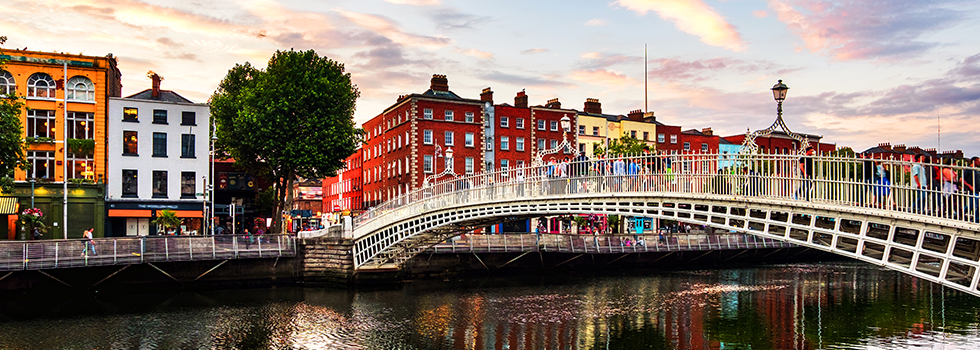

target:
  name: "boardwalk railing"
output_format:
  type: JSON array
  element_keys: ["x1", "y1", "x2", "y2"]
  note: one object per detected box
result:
[
  {"x1": 356, "y1": 152, "x2": 980, "y2": 237},
  {"x1": 0, "y1": 234, "x2": 297, "y2": 271},
  {"x1": 427, "y1": 233, "x2": 796, "y2": 254}
]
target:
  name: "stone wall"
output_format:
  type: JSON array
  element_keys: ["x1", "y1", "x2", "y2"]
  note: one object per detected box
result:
[{"x1": 299, "y1": 237, "x2": 355, "y2": 285}]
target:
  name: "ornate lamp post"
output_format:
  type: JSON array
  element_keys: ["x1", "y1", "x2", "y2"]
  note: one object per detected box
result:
[
  {"x1": 424, "y1": 146, "x2": 454, "y2": 187},
  {"x1": 534, "y1": 114, "x2": 573, "y2": 165},
  {"x1": 741, "y1": 80, "x2": 809, "y2": 154}
]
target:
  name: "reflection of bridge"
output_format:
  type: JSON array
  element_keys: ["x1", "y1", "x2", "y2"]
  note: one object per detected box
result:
[{"x1": 351, "y1": 153, "x2": 980, "y2": 297}]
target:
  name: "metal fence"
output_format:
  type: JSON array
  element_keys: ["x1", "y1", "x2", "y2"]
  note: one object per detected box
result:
[
  {"x1": 355, "y1": 152, "x2": 980, "y2": 237},
  {"x1": 0, "y1": 234, "x2": 297, "y2": 271},
  {"x1": 428, "y1": 233, "x2": 795, "y2": 254}
]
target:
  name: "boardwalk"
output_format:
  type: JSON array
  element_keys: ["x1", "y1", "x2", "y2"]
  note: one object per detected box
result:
[
  {"x1": 428, "y1": 233, "x2": 795, "y2": 254},
  {"x1": 0, "y1": 234, "x2": 297, "y2": 272}
]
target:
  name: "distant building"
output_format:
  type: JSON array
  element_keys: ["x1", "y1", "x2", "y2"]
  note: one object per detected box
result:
[
  {"x1": 105, "y1": 73, "x2": 209, "y2": 236},
  {"x1": 861, "y1": 143, "x2": 964, "y2": 162},
  {"x1": 680, "y1": 128, "x2": 720, "y2": 154},
  {"x1": 723, "y1": 131, "x2": 834, "y2": 154}
]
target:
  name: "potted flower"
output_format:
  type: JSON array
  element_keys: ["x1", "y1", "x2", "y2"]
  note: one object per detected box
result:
[{"x1": 19, "y1": 207, "x2": 46, "y2": 240}]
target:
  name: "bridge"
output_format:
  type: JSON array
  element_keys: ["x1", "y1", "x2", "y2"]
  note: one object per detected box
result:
[{"x1": 350, "y1": 152, "x2": 980, "y2": 296}]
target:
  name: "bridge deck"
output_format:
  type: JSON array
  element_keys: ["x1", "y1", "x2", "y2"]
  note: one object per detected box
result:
[
  {"x1": 0, "y1": 235, "x2": 297, "y2": 271},
  {"x1": 427, "y1": 233, "x2": 795, "y2": 254}
]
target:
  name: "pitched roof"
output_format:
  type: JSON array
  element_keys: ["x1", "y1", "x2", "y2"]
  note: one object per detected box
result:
[
  {"x1": 421, "y1": 89, "x2": 462, "y2": 99},
  {"x1": 125, "y1": 89, "x2": 195, "y2": 103}
]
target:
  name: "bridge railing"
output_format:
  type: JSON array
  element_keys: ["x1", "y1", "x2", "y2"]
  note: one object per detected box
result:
[
  {"x1": 427, "y1": 233, "x2": 796, "y2": 254},
  {"x1": 355, "y1": 152, "x2": 980, "y2": 236},
  {"x1": 0, "y1": 234, "x2": 297, "y2": 271}
]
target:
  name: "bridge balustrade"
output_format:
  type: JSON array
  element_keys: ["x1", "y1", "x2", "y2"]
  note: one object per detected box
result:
[
  {"x1": 427, "y1": 233, "x2": 795, "y2": 254},
  {"x1": 0, "y1": 235, "x2": 297, "y2": 271}
]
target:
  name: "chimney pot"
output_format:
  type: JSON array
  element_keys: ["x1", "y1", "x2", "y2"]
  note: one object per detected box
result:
[
  {"x1": 480, "y1": 87, "x2": 493, "y2": 103},
  {"x1": 430, "y1": 74, "x2": 449, "y2": 92},
  {"x1": 515, "y1": 90, "x2": 528, "y2": 108},
  {"x1": 150, "y1": 72, "x2": 161, "y2": 98},
  {"x1": 583, "y1": 98, "x2": 602, "y2": 114},
  {"x1": 702, "y1": 127, "x2": 713, "y2": 136},
  {"x1": 545, "y1": 98, "x2": 561, "y2": 109}
]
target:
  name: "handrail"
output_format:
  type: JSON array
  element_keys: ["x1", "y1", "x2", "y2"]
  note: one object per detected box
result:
[
  {"x1": 426, "y1": 233, "x2": 795, "y2": 254},
  {"x1": 355, "y1": 151, "x2": 980, "y2": 237},
  {"x1": 0, "y1": 234, "x2": 297, "y2": 271}
]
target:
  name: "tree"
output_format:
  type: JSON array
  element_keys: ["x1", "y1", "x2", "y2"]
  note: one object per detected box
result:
[
  {"x1": 0, "y1": 35, "x2": 28, "y2": 193},
  {"x1": 596, "y1": 135, "x2": 649, "y2": 157},
  {"x1": 152, "y1": 210, "x2": 181, "y2": 234},
  {"x1": 210, "y1": 50, "x2": 361, "y2": 234}
]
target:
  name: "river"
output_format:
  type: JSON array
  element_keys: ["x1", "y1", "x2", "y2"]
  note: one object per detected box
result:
[{"x1": 2, "y1": 261, "x2": 979, "y2": 349}]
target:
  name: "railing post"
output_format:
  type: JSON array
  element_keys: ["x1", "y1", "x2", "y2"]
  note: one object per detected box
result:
[
  {"x1": 114, "y1": 240, "x2": 117, "y2": 265},
  {"x1": 55, "y1": 242, "x2": 59, "y2": 268},
  {"x1": 22, "y1": 243, "x2": 27, "y2": 270},
  {"x1": 189, "y1": 237, "x2": 194, "y2": 260},
  {"x1": 212, "y1": 236, "x2": 216, "y2": 259},
  {"x1": 140, "y1": 237, "x2": 145, "y2": 264},
  {"x1": 258, "y1": 236, "x2": 263, "y2": 257},
  {"x1": 165, "y1": 237, "x2": 170, "y2": 261}
]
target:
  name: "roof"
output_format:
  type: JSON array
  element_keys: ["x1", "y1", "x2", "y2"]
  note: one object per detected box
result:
[
  {"x1": 719, "y1": 138, "x2": 735, "y2": 145},
  {"x1": 421, "y1": 89, "x2": 462, "y2": 99},
  {"x1": 124, "y1": 89, "x2": 195, "y2": 103},
  {"x1": 682, "y1": 129, "x2": 706, "y2": 135}
]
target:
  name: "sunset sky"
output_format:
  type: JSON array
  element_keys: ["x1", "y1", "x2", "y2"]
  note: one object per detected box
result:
[{"x1": 3, "y1": 0, "x2": 978, "y2": 155}]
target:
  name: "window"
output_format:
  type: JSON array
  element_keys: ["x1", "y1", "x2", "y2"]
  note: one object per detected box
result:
[
  {"x1": 67, "y1": 112, "x2": 95, "y2": 139},
  {"x1": 501, "y1": 159, "x2": 509, "y2": 170},
  {"x1": 66, "y1": 76, "x2": 94, "y2": 102},
  {"x1": 123, "y1": 131, "x2": 138, "y2": 155},
  {"x1": 152, "y1": 133, "x2": 167, "y2": 157},
  {"x1": 26, "y1": 109, "x2": 56, "y2": 138},
  {"x1": 500, "y1": 136, "x2": 509, "y2": 150},
  {"x1": 593, "y1": 126, "x2": 600, "y2": 136},
  {"x1": 445, "y1": 155, "x2": 452, "y2": 170},
  {"x1": 445, "y1": 131, "x2": 454, "y2": 146},
  {"x1": 517, "y1": 160, "x2": 525, "y2": 168},
  {"x1": 0, "y1": 70, "x2": 14, "y2": 96},
  {"x1": 537, "y1": 139, "x2": 545, "y2": 150},
  {"x1": 122, "y1": 170, "x2": 138, "y2": 197},
  {"x1": 152, "y1": 171, "x2": 168, "y2": 198},
  {"x1": 27, "y1": 73, "x2": 55, "y2": 98},
  {"x1": 516, "y1": 118, "x2": 525, "y2": 129},
  {"x1": 550, "y1": 139, "x2": 558, "y2": 149},
  {"x1": 579, "y1": 125, "x2": 586, "y2": 135},
  {"x1": 424, "y1": 108, "x2": 433, "y2": 119},
  {"x1": 579, "y1": 143, "x2": 586, "y2": 154},
  {"x1": 683, "y1": 142, "x2": 691, "y2": 151},
  {"x1": 181, "y1": 134, "x2": 196, "y2": 158},
  {"x1": 181, "y1": 172, "x2": 196, "y2": 198},
  {"x1": 701, "y1": 143, "x2": 708, "y2": 152},
  {"x1": 670, "y1": 135, "x2": 678, "y2": 144},
  {"x1": 537, "y1": 119, "x2": 545, "y2": 130},
  {"x1": 643, "y1": 132, "x2": 649, "y2": 141},
  {"x1": 630, "y1": 130, "x2": 637, "y2": 138},
  {"x1": 516, "y1": 137, "x2": 525, "y2": 151},
  {"x1": 465, "y1": 133, "x2": 474, "y2": 147},
  {"x1": 500, "y1": 117, "x2": 509, "y2": 128},
  {"x1": 465, "y1": 157, "x2": 474, "y2": 174},
  {"x1": 657, "y1": 133, "x2": 665, "y2": 143},
  {"x1": 465, "y1": 112, "x2": 474, "y2": 123},
  {"x1": 152, "y1": 110, "x2": 168, "y2": 124},
  {"x1": 423, "y1": 130, "x2": 433, "y2": 144},
  {"x1": 550, "y1": 120, "x2": 558, "y2": 131},
  {"x1": 68, "y1": 152, "x2": 94, "y2": 179},
  {"x1": 181, "y1": 111, "x2": 196, "y2": 126},
  {"x1": 423, "y1": 155, "x2": 433, "y2": 173},
  {"x1": 27, "y1": 151, "x2": 55, "y2": 179},
  {"x1": 444, "y1": 110, "x2": 454, "y2": 121},
  {"x1": 123, "y1": 107, "x2": 138, "y2": 122}
]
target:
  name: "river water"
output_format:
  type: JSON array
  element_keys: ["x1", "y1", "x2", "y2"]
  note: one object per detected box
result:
[{"x1": 2, "y1": 261, "x2": 980, "y2": 349}]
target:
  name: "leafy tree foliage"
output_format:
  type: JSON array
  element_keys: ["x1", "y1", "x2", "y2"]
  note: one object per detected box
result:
[
  {"x1": 0, "y1": 35, "x2": 28, "y2": 193},
  {"x1": 594, "y1": 135, "x2": 650, "y2": 156},
  {"x1": 211, "y1": 50, "x2": 361, "y2": 233}
]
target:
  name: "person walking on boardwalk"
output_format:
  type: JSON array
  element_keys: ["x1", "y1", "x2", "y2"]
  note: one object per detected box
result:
[{"x1": 81, "y1": 228, "x2": 97, "y2": 256}]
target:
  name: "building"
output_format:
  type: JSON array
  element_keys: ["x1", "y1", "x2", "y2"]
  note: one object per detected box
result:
[
  {"x1": 680, "y1": 128, "x2": 720, "y2": 153},
  {"x1": 0, "y1": 49, "x2": 121, "y2": 240},
  {"x1": 105, "y1": 74, "x2": 209, "y2": 236},
  {"x1": 323, "y1": 147, "x2": 364, "y2": 219},
  {"x1": 861, "y1": 143, "x2": 964, "y2": 162},
  {"x1": 723, "y1": 131, "x2": 834, "y2": 154}
]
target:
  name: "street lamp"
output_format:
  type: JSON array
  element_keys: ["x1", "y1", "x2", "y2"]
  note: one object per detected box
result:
[
  {"x1": 210, "y1": 122, "x2": 217, "y2": 235},
  {"x1": 740, "y1": 79, "x2": 808, "y2": 155},
  {"x1": 534, "y1": 114, "x2": 574, "y2": 165},
  {"x1": 771, "y1": 79, "x2": 789, "y2": 119},
  {"x1": 444, "y1": 147, "x2": 454, "y2": 172}
]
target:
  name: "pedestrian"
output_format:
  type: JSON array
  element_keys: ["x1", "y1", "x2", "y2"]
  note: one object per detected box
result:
[
  {"x1": 911, "y1": 154, "x2": 930, "y2": 214},
  {"x1": 31, "y1": 226, "x2": 42, "y2": 240},
  {"x1": 81, "y1": 228, "x2": 97, "y2": 256},
  {"x1": 875, "y1": 162, "x2": 891, "y2": 209},
  {"x1": 244, "y1": 228, "x2": 252, "y2": 249},
  {"x1": 797, "y1": 147, "x2": 815, "y2": 201},
  {"x1": 963, "y1": 157, "x2": 979, "y2": 223}
]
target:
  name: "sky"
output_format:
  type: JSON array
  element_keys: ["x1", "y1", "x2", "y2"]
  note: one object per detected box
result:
[{"x1": 2, "y1": 0, "x2": 979, "y2": 156}]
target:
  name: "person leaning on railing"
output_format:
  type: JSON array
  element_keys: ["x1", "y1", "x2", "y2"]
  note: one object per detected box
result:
[{"x1": 964, "y1": 157, "x2": 979, "y2": 223}]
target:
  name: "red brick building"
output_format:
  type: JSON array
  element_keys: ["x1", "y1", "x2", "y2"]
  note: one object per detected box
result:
[
  {"x1": 723, "y1": 131, "x2": 834, "y2": 154},
  {"x1": 680, "y1": 128, "x2": 720, "y2": 153},
  {"x1": 322, "y1": 148, "x2": 363, "y2": 214}
]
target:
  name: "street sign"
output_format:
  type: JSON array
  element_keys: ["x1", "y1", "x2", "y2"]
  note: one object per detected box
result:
[{"x1": 333, "y1": 205, "x2": 340, "y2": 211}]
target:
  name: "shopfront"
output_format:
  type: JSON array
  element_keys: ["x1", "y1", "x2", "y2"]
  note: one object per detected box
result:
[{"x1": 106, "y1": 201, "x2": 205, "y2": 236}]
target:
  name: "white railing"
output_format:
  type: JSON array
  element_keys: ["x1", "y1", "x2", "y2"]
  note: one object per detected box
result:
[
  {"x1": 356, "y1": 152, "x2": 980, "y2": 236},
  {"x1": 427, "y1": 233, "x2": 795, "y2": 254},
  {"x1": 0, "y1": 234, "x2": 297, "y2": 271}
]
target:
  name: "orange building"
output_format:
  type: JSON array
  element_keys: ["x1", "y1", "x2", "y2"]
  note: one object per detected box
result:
[{"x1": 0, "y1": 49, "x2": 121, "y2": 240}]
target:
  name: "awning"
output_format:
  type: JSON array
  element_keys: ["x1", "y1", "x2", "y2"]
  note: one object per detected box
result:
[
  {"x1": 0, "y1": 197, "x2": 17, "y2": 215},
  {"x1": 108, "y1": 209, "x2": 152, "y2": 218}
]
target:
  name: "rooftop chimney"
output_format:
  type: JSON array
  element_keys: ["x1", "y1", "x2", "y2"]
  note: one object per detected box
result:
[
  {"x1": 643, "y1": 112, "x2": 656, "y2": 123},
  {"x1": 149, "y1": 71, "x2": 162, "y2": 99},
  {"x1": 925, "y1": 148, "x2": 937, "y2": 156},
  {"x1": 878, "y1": 142, "x2": 891, "y2": 151},
  {"x1": 584, "y1": 98, "x2": 601, "y2": 114},
  {"x1": 545, "y1": 98, "x2": 561, "y2": 109},
  {"x1": 480, "y1": 87, "x2": 493, "y2": 103},
  {"x1": 515, "y1": 90, "x2": 528, "y2": 108},
  {"x1": 702, "y1": 127, "x2": 713, "y2": 136},
  {"x1": 893, "y1": 144, "x2": 906, "y2": 152},
  {"x1": 627, "y1": 109, "x2": 643, "y2": 121},
  {"x1": 430, "y1": 74, "x2": 449, "y2": 92}
]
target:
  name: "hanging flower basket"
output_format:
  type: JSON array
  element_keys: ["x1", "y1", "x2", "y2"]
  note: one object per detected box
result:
[{"x1": 19, "y1": 207, "x2": 46, "y2": 239}]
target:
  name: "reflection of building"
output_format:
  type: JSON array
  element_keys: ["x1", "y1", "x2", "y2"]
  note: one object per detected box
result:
[
  {"x1": 0, "y1": 49, "x2": 121, "y2": 240},
  {"x1": 105, "y1": 74, "x2": 210, "y2": 236}
]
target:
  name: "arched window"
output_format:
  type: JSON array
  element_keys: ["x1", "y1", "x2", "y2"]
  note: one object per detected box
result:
[
  {"x1": 27, "y1": 73, "x2": 56, "y2": 98},
  {"x1": 67, "y1": 76, "x2": 95, "y2": 101},
  {"x1": 0, "y1": 71, "x2": 14, "y2": 96}
]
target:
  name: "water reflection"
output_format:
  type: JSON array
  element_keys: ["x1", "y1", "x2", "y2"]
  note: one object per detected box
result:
[{"x1": 2, "y1": 262, "x2": 980, "y2": 349}]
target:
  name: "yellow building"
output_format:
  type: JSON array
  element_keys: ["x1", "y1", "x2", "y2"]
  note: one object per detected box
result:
[
  {"x1": 575, "y1": 103, "x2": 662, "y2": 157},
  {"x1": 0, "y1": 49, "x2": 121, "y2": 240}
]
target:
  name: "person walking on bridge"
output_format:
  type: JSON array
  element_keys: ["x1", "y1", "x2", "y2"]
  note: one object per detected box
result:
[{"x1": 797, "y1": 147, "x2": 815, "y2": 201}]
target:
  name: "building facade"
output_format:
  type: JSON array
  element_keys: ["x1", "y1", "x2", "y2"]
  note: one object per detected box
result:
[
  {"x1": 105, "y1": 75, "x2": 209, "y2": 236},
  {"x1": 0, "y1": 49, "x2": 121, "y2": 240}
]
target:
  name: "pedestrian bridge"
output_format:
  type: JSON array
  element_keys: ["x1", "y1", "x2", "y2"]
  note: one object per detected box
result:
[{"x1": 351, "y1": 153, "x2": 980, "y2": 297}]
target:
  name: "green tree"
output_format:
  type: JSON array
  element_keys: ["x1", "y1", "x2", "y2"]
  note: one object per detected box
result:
[
  {"x1": 604, "y1": 135, "x2": 648, "y2": 156},
  {"x1": 0, "y1": 35, "x2": 28, "y2": 193},
  {"x1": 211, "y1": 50, "x2": 361, "y2": 233},
  {"x1": 152, "y1": 209, "x2": 181, "y2": 234}
]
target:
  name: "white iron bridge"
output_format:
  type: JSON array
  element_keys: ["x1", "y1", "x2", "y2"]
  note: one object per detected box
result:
[{"x1": 352, "y1": 152, "x2": 980, "y2": 296}]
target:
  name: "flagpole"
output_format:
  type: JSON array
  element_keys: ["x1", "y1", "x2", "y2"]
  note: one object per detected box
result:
[{"x1": 62, "y1": 61, "x2": 68, "y2": 239}]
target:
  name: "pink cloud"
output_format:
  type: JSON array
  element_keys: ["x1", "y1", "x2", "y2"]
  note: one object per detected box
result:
[
  {"x1": 615, "y1": 0, "x2": 746, "y2": 52},
  {"x1": 752, "y1": 10, "x2": 768, "y2": 18},
  {"x1": 569, "y1": 69, "x2": 636, "y2": 87}
]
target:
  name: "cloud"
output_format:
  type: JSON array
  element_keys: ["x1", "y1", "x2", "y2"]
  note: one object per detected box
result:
[
  {"x1": 577, "y1": 52, "x2": 641, "y2": 69},
  {"x1": 383, "y1": 0, "x2": 441, "y2": 5},
  {"x1": 752, "y1": 10, "x2": 768, "y2": 18},
  {"x1": 479, "y1": 71, "x2": 575, "y2": 89},
  {"x1": 614, "y1": 0, "x2": 746, "y2": 51},
  {"x1": 648, "y1": 57, "x2": 799, "y2": 82},
  {"x1": 338, "y1": 10, "x2": 452, "y2": 49},
  {"x1": 522, "y1": 48, "x2": 550, "y2": 54},
  {"x1": 569, "y1": 69, "x2": 635, "y2": 87},
  {"x1": 353, "y1": 45, "x2": 422, "y2": 70},
  {"x1": 429, "y1": 9, "x2": 491, "y2": 31},
  {"x1": 163, "y1": 52, "x2": 200, "y2": 61},
  {"x1": 454, "y1": 47, "x2": 494, "y2": 60},
  {"x1": 585, "y1": 19, "x2": 606, "y2": 26},
  {"x1": 768, "y1": 0, "x2": 964, "y2": 61}
]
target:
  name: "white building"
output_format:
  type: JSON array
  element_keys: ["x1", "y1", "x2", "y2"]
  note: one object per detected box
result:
[{"x1": 106, "y1": 75, "x2": 210, "y2": 236}]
